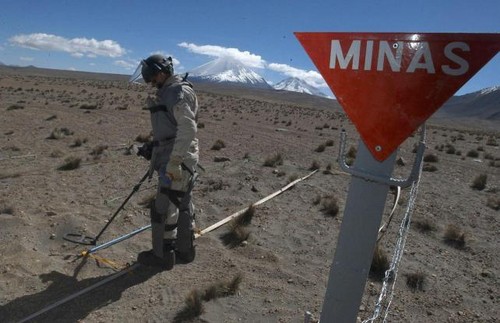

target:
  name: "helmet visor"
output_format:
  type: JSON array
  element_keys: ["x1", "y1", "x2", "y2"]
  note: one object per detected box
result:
[
  {"x1": 129, "y1": 61, "x2": 146, "y2": 84},
  {"x1": 129, "y1": 60, "x2": 159, "y2": 84}
]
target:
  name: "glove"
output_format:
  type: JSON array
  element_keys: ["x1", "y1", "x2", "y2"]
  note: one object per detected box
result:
[
  {"x1": 137, "y1": 142, "x2": 153, "y2": 160},
  {"x1": 165, "y1": 156, "x2": 183, "y2": 182}
]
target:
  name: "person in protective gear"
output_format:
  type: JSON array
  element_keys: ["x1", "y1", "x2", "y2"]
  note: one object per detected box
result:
[{"x1": 130, "y1": 54, "x2": 199, "y2": 269}]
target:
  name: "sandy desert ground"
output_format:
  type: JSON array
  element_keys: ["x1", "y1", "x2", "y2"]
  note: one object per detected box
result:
[{"x1": 0, "y1": 66, "x2": 499, "y2": 322}]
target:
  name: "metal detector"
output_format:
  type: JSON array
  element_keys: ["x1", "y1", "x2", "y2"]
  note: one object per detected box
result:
[{"x1": 63, "y1": 169, "x2": 150, "y2": 245}]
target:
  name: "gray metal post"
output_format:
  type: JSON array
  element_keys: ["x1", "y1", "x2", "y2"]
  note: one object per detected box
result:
[{"x1": 320, "y1": 139, "x2": 397, "y2": 323}]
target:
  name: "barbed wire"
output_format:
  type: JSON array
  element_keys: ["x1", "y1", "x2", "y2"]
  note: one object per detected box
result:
[{"x1": 363, "y1": 144, "x2": 424, "y2": 323}]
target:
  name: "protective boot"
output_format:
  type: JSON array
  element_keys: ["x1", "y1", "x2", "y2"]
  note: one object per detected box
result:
[
  {"x1": 176, "y1": 205, "x2": 196, "y2": 264},
  {"x1": 137, "y1": 248, "x2": 175, "y2": 270},
  {"x1": 176, "y1": 231, "x2": 195, "y2": 264}
]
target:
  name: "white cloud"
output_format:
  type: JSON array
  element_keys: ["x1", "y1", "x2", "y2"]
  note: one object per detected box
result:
[
  {"x1": 178, "y1": 42, "x2": 266, "y2": 69},
  {"x1": 268, "y1": 63, "x2": 326, "y2": 88},
  {"x1": 8, "y1": 33, "x2": 126, "y2": 58},
  {"x1": 20, "y1": 56, "x2": 34, "y2": 62},
  {"x1": 114, "y1": 59, "x2": 136, "y2": 69}
]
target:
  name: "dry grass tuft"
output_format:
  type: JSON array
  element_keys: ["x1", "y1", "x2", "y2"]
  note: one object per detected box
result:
[
  {"x1": 90, "y1": 144, "x2": 108, "y2": 158},
  {"x1": 234, "y1": 204, "x2": 255, "y2": 226},
  {"x1": 0, "y1": 172, "x2": 21, "y2": 180},
  {"x1": 486, "y1": 196, "x2": 500, "y2": 210},
  {"x1": 57, "y1": 157, "x2": 81, "y2": 171},
  {"x1": 423, "y1": 153, "x2": 439, "y2": 163},
  {"x1": 79, "y1": 103, "x2": 99, "y2": 110},
  {"x1": 314, "y1": 144, "x2": 326, "y2": 152},
  {"x1": 309, "y1": 160, "x2": 321, "y2": 171},
  {"x1": 466, "y1": 150, "x2": 480, "y2": 158},
  {"x1": 47, "y1": 127, "x2": 73, "y2": 140},
  {"x1": 0, "y1": 200, "x2": 15, "y2": 215},
  {"x1": 443, "y1": 224, "x2": 466, "y2": 249},
  {"x1": 412, "y1": 217, "x2": 436, "y2": 233},
  {"x1": 211, "y1": 139, "x2": 226, "y2": 150},
  {"x1": 423, "y1": 164, "x2": 438, "y2": 172},
  {"x1": 174, "y1": 274, "x2": 243, "y2": 322},
  {"x1": 70, "y1": 138, "x2": 88, "y2": 148},
  {"x1": 321, "y1": 195, "x2": 340, "y2": 217},
  {"x1": 220, "y1": 225, "x2": 251, "y2": 248},
  {"x1": 471, "y1": 174, "x2": 487, "y2": 191},
  {"x1": 263, "y1": 153, "x2": 283, "y2": 167},
  {"x1": 370, "y1": 244, "x2": 390, "y2": 281},
  {"x1": 202, "y1": 273, "x2": 243, "y2": 301},
  {"x1": 173, "y1": 289, "x2": 204, "y2": 323},
  {"x1": 7, "y1": 104, "x2": 25, "y2": 111},
  {"x1": 406, "y1": 271, "x2": 426, "y2": 292},
  {"x1": 346, "y1": 146, "x2": 357, "y2": 166}
]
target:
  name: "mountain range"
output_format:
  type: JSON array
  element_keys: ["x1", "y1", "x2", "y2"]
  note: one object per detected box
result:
[
  {"x1": 188, "y1": 57, "x2": 331, "y2": 97},
  {"x1": 438, "y1": 86, "x2": 500, "y2": 121}
]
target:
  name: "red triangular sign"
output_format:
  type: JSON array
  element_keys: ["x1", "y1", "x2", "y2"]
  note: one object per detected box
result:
[{"x1": 295, "y1": 32, "x2": 500, "y2": 161}]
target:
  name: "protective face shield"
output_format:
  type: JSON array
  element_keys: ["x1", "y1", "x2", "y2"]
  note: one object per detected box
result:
[{"x1": 129, "y1": 55, "x2": 174, "y2": 84}]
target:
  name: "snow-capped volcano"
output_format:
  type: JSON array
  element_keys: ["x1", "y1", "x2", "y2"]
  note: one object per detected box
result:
[
  {"x1": 274, "y1": 77, "x2": 329, "y2": 98},
  {"x1": 188, "y1": 56, "x2": 272, "y2": 89}
]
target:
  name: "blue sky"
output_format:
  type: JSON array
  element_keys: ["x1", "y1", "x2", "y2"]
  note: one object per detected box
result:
[{"x1": 1, "y1": 0, "x2": 498, "y2": 95}]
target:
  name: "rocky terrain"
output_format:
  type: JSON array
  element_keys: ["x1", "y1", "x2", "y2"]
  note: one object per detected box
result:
[{"x1": 0, "y1": 66, "x2": 499, "y2": 322}]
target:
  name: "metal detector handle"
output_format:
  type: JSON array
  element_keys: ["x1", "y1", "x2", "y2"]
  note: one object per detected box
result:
[
  {"x1": 338, "y1": 125, "x2": 426, "y2": 188},
  {"x1": 93, "y1": 169, "x2": 150, "y2": 243}
]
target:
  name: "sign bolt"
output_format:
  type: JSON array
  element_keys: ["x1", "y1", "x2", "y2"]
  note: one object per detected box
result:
[{"x1": 375, "y1": 145, "x2": 382, "y2": 152}]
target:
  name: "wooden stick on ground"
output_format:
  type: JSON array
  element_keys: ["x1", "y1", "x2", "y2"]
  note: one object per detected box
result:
[{"x1": 195, "y1": 169, "x2": 318, "y2": 238}]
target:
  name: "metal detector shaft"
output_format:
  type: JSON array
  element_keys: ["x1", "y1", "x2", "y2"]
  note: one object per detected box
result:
[
  {"x1": 93, "y1": 170, "x2": 150, "y2": 243},
  {"x1": 86, "y1": 224, "x2": 151, "y2": 255}
]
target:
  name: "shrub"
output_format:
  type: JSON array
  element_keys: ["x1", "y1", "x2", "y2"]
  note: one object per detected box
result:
[
  {"x1": 70, "y1": 138, "x2": 87, "y2": 148},
  {"x1": 309, "y1": 160, "x2": 321, "y2": 171},
  {"x1": 412, "y1": 218, "x2": 436, "y2": 233},
  {"x1": 443, "y1": 224, "x2": 466, "y2": 249},
  {"x1": 406, "y1": 271, "x2": 426, "y2": 292},
  {"x1": 7, "y1": 104, "x2": 24, "y2": 110},
  {"x1": 315, "y1": 144, "x2": 326, "y2": 152},
  {"x1": 90, "y1": 144, "x2": 108, "y2": 158},
  {"x1": 423, "y1": 164, "x2": 438, "y2": 172},
  {"x1": 47, "y1": 127, "x2": 73, "y2": 140},
  {"x1": 423, "y1": 153, "x2": 438, "y2": 163},
  {"x1": 445, "y1": 145, "x2": 456, "y2": 154},
  {"x1": 202, "y1": 273, "x2": 243, "y2": 301},
  {"x1": 263, "y1": 153, "x2": 283, "y2": 167},
  {"x1": 234, "y1": 204, "x2": 255, "y2": 226},
  {"x1": 321, "y1": 195, "x2": 339, "y2": 217},
  {"x1": 174, "y1": 289, "x2": 204, "y2": 322},
  {"x1": 0, "y1": 201, "x2": 14, "y2": 215},
  {"x1": 346, "y1": 146, "x2": 357, "y2": 166},
  {"x1": 486, "y1": 196, "x2": 500, "y2": 210},
  {"x1": 325, "y1": 139, "x2": 334, "y2": 147},
  {"x1": 57, "y1": 157, "x2": 81, "y2": 171},
  {"x1": 471, "y1": 174, "x2": 487, "y2": 190},
  {"x1": 220, "y1": 225, "x2": 250, "y2": 248},
  {"x1": 79, "y1": 103, "x2": 98, "y2": 110},
  {"x1": 211, "y1": 139, "x2": 226, "y2": 151},
  {"x1": 485, "y1": 137, "x2": 498, "y2": 147},
  {"x1": 370, "y1": 244, "x2": 389, "y2": 281},
  {"x1": 466, "y1": 150, "x2": 479, "y2": 158}
]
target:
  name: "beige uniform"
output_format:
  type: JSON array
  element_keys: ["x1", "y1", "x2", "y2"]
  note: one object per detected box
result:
[{"x1": 148, "y1": 74, "x2": 199, "y2": 258}]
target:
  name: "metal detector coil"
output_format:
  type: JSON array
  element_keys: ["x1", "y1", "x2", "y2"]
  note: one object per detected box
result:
[{"x1": 63, "y1": 233, "x2": 96, "y2": 245}]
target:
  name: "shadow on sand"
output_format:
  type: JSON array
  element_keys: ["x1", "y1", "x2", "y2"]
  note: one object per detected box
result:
[{"x1": 0, "y1": 257, "x2": 162, "y2": 323}]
